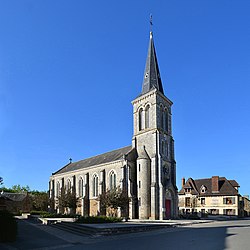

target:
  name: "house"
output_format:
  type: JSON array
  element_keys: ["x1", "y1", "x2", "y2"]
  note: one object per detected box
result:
[
  {"x1": 0, "y1": 192, "x2": 32, "y2": 214},
  {"x1": 178, "y1": 176, "x2": 241, "y2": 217},
  {"x1": 239, "y1": 195, "x2": 250, "y2": 217},
  {"x1": 49, "y1": 30, "x2": 178, "y2": 220}
]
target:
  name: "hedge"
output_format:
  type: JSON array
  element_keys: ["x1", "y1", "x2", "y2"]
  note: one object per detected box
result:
[
  {"x1": 0, "y1": 210, "x2": 17, "y2": 242},
  {"x1": 76, "y1": 216, "x2": 122, "y2": 224},
  {"x1": 40, "y1": 212, "x2": 78, "y2": 218}
]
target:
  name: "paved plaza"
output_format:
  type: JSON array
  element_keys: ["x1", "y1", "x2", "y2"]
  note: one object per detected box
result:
[{"x1": 1, "y1": 217, "x2": 250, "y2": 250}]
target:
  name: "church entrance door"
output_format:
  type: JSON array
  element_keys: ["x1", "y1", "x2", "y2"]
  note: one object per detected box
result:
[{"x1": 165, "y1": 199, "x2": 171, "y2": 219}]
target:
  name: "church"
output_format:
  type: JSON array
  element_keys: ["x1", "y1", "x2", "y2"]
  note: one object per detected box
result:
[{"x1": 49, "y1": 30, "x2": 178, "y2": 220}]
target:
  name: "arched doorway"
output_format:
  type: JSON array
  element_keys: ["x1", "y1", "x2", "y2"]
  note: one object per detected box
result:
[{"x1": 165, "y1": 189, "x2": 172, "y2": 219}]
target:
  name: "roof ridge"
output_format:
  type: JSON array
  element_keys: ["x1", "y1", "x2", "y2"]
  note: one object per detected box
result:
[
  {"x1": 76, "y1": 145, "x2": 131, "y2": 164},
  {"x1": 52, "y1": 145, "x2": 132, "y2": 175}
]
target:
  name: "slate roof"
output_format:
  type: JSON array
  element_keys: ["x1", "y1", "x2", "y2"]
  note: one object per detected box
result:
[
  {"x1": 0, "y1": 192, "x2": 28, "y2": 201},
  {"x1": 141, "y1": 31, "x2": 164, "y2": 95},
  {"x1": 53, "y1": 145, "x2": 132, "y2": 175},
  {"x1": 179, "y1": 177, "x2": 239, "y2": 196}
]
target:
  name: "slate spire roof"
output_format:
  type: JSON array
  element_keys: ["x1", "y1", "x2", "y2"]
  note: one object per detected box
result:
[{"x1": 141, "y1": 31, "x2": 164, "y2": 95}]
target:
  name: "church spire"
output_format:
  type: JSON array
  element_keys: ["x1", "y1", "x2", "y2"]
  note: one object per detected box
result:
[{"x1": 141, "y1": 30, "x2": 164, "y2": 95}]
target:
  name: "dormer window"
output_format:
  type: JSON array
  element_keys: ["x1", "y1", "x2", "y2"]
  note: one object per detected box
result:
[
  {"x1": 200, "y1": 185, "x2": 207, "y2": 193},
  {"x1": 185, "y1": 188, "x2": 191, "y2": 193}
]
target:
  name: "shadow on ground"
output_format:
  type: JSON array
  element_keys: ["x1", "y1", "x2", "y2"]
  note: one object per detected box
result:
[{"x1": 1, "y1": 218, "x2": 250, "y2": 250}]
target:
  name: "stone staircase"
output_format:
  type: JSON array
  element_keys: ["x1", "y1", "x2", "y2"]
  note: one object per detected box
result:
[
  {"x1": 50, "y1": 222, "x2": 96, "y2": 236},
  {"x1": 50, "y1": 222, "x2": 170, "y2": 236}
]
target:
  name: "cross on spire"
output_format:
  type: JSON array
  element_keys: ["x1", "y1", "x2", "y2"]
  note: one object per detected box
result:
[
  {"x1": 150, "y1": 14, "x2": 153, "y2": 32},
  {"x1": 141, "y1": 19, "x2": 164, "y2": 95}
]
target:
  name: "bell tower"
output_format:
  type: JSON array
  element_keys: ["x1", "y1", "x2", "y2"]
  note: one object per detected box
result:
[{"x1": 132, "y1": 31, "x2": 178, "y2": 219}]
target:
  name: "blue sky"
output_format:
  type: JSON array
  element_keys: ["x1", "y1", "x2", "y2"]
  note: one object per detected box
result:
[{"x1": 0, "y1": 0, "x2": 249, "y2": 195}]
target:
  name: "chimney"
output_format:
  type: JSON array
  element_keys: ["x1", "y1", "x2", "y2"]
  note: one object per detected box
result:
[
  {"x1": 182, "y1": 177, "x2": 185, "y2": 188},
  {"x1": 212, "y1": 176, "x2": 219, "y2": 193}
]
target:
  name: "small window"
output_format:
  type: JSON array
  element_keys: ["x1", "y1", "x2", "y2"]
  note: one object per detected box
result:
[
  {"x1": 93, "y1": 174, "x2": 99, "y2": 197},
  {"x1": 139, "y1": 108, "x2": 143, "y2": 131},
  {"x1": 201, "y1": 198, "x2": 205, "y2": 205},
  {"x1": 224, "y1": 209, "x2": 235, "y2": 215},
  {"x1": 164, "y1": 109, "x2": 169, "y2": 132},
  {"x1": 223, "y1": 197, "x2": 235, "y2": 205},
  {"x1": 160, "y1": 106, "x2": 164, "y2": 128},
  {"x1": 200, "y1": 185, "x2": 207, "y2": 193},
  {"x1": 139, "y1": 181, "x2": 141, "y2": 188},
  {"x1": 145, "y1": 105, "x2": 150, "y2": 129},
  {"x1": 209, "y1": 209, "x2": 219, "y2": 215},
  {"x1": 185, "y1": 197, "x2": 191, "y2": 207},
  {"x1": 162, "y1": 140, "x2": 166, "y2": 155},
  {"x1": 167, "y1": 142, "x2": 170, "y2": 157}
]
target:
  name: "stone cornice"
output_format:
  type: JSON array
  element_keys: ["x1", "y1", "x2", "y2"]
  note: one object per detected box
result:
[
  {"x1": 131, "y1": 89, "x2": 157, "y2": 105},
  {"x1": 132, "y1": 88, "x2": 173, "y2": 106},
  {"x1": 157, "y1": 91, "x2": 173, "y2": 106}
]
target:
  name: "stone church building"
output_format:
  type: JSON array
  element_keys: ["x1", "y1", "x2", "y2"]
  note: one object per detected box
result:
[{"x1": 49, "y1": 31, "x2": 178, "y2": 220}]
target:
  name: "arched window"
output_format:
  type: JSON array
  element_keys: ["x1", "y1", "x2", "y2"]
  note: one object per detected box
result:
[
  {"x1": 164, "y1": 109, "x2": 169, "y2": 132},
  {"x1": 109, "y1": 171, "x2": 116, "y2": 190},
  {"x1": 162, "y1": 140, "x2": 166, "y2": 155},
  {"x1": 160, "y1": 106, "x2": 164, "y2": 129},
  {"x1": 166, "y1": 142, "x2": 170, "y2": 157},
  {"x1": 145, "y1": 105, "x2": 150, "y2": 129},
  {"x1": 139, "y1": 108, "x2": 143, "y2": 131},
  {"x1": 78, "y1": 177, "x2": 83, "y2": 197},
  {"x1": 67, "y1": 179, "x2": 71, "y2": 191},
  {"x1": 93, "y1": 174, "x2": 98, "y2": 197},
  {"x1": 200, "y1": 185, "x2": 207, "y2": 193},
  {"x1": 56, "y1": 181, "x2": 60, "y2": 197}
]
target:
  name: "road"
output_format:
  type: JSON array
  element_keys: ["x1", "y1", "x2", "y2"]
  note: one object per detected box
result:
[{"x1": 1, "y1": 218, "x2": 250, "y2": 250}]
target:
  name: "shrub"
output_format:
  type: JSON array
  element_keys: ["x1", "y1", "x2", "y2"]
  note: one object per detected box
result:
[
  {"x1": 179, "y1": 213, "x2": 200, "y2": 220},
  {"x1": 0, "y1": 210, "x2": 17, "y2": 242},
  {"x1": 76, "y1": 216, "x2": 122, "y2": 224},
  {"x1": 30, "y1": 210, "x2": 49, "y2": 216},
  {"x1": 40, "y1": 212, "x2": 78, "y2": 218}
]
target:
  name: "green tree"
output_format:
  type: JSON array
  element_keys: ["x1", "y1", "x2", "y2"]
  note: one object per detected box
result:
[
  {"x1": 99, "y1": 187, "x2": 130, "y2": 217},
  {"x1": 11, "y1": 184, "x2": 30, "y2": 193},
  {"x1": 31, "y1": 191, "x2": 49, "y2": 211},
  {"x1": 58, "y1": 187, "x2": 77, "y2": 214}
]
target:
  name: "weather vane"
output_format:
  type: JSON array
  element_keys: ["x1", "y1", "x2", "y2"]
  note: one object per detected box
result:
[{"x1": 150, "y1": 14, "x2": 153, "y2": 32}]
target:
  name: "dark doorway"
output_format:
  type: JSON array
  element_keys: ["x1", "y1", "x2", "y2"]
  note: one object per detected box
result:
[{"x1": 165, "y1": 199, "x2": 171, "y2": 219}]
